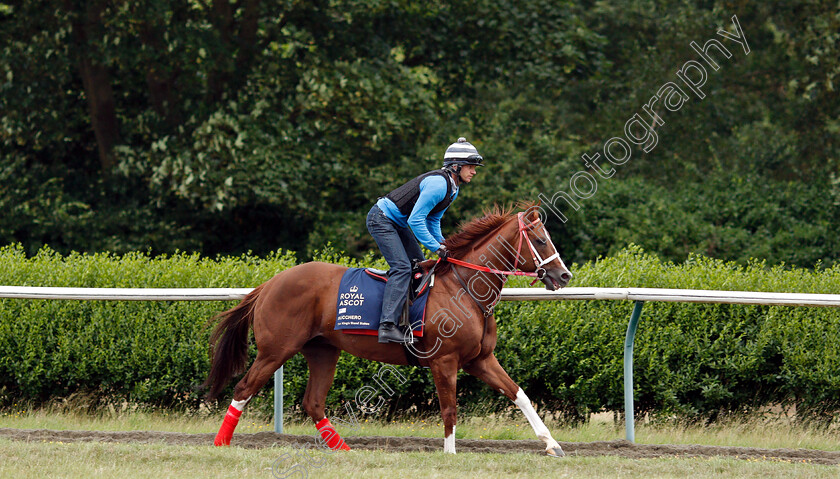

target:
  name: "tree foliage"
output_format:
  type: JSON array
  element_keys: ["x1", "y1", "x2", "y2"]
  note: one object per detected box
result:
[{"x1": 1, "y1": 1, "x2": 838, "y2": 267}]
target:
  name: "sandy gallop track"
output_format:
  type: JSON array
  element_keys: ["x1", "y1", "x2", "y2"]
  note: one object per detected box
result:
[{"x1": 2, "y1": 428, "x2": 839, "y2": 465}]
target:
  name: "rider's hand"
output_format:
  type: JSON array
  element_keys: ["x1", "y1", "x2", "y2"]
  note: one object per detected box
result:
[{"x1": 436, "y1": 245, "x2": 449, "y2": 259}]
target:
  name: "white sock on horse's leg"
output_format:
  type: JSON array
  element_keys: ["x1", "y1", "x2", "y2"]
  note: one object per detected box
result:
[
  {"x1": 444, "y1": 425, "x2": 456, "y2": 454},
  {"x1": 513, "y1": 388, "x2": 562, "y2": 452},
  {"x1": 231, "y1": 395, "x2": 252, "y2": 411}
]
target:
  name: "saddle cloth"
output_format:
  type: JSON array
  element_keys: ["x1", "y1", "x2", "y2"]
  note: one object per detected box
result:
[{"x1": 334, "y1": 268, "x2": 428, "y2": 337}]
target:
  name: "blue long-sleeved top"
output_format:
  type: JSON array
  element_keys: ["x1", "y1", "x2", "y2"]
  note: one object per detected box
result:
[{"x1": 376, "y1": 174, "x2": 458, "y2": 251}]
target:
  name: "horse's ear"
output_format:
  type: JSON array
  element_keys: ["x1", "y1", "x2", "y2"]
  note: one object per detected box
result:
[
  {"x1": 523, "y1": 203, "x2": 541, "y2": 221},
  {"x1": 533, "y1": 200, "x2": 542, "y2": 219}
]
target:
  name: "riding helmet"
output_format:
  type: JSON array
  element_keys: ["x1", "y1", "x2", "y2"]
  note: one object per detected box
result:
[{"x1": 443, "y1": 137, "x2": 484, "y2": 167}]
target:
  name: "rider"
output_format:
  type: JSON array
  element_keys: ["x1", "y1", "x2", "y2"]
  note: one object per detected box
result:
[{"x1": 367, "y1": 137, "x2": 484, "y2": 344}]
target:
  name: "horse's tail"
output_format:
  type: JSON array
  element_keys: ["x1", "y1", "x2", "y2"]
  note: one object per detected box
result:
[{"x1": 203, "y1": 283, "x2": 265, "y2": 400}]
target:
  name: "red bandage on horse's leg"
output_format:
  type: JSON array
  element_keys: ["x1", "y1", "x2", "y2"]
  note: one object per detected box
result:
[
  {"x1": 214, "y1": 405, "x2": 244, "y2": 446},
  {"x1": 316, "y1": 417, "x2": 351, "y2": 451}
]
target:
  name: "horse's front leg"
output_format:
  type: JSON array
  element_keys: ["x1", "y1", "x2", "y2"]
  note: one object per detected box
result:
[
  {"x1": 464, "y1": 354, "x2": 565, "y2": 457},
  {"x1": 429, "y1": 355, "x2": 460, "y2": 454}
]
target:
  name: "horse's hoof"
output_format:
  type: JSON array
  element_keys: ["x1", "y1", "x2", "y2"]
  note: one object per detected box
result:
[{"x1": 546, "y1": 446, "x2": 565, "y2": 457}]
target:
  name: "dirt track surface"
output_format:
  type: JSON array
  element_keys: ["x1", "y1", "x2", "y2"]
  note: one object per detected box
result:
[{"x1": 2, "y1": 428, "x2": 839, "y2": 465}]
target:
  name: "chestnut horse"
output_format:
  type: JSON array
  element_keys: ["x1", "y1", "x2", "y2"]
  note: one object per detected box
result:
[{"x1": 203, "y1": 204, "x2": 572, "y2": 456}]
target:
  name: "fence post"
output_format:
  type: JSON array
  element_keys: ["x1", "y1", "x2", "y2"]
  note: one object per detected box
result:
[
  {"x1": 274, "y1": 366, "x2": 283, "y2": 434},
  {"x1": 624, "y1": 300, "x2": 644, "y2": 443}
]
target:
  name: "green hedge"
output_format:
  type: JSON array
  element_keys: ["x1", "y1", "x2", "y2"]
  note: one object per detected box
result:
[
  {"x1": 0, "y1": 244, "x2": 297, "y2": 408},
  {"x1": 488, "y1": 248, "x2": 840, "y2": 422},
  {"x1": 1, "y1": 243, "x2": 839, "y2": 422}
]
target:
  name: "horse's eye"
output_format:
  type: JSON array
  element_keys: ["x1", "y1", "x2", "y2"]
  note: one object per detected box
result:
[{"x1": 535, "y1": 238, "x2": 547, "y2": 246}]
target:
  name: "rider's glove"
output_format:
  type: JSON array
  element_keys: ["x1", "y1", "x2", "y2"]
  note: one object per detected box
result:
[{"x1": 436, "y1": 245, "x2": 449, "y2": 259}]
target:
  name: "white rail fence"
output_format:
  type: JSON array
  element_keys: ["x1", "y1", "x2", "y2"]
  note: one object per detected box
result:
[{"x1": 3, "y1": 285, "x2": 840, "y2": 442}]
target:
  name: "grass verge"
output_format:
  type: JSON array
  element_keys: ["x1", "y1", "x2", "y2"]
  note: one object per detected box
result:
[
  {"x1": 0, "y1": 439, "x2": 837, "y2": 479},
  {"x1": 1, "y1": 404, "x2": 839, "y2": 451}
]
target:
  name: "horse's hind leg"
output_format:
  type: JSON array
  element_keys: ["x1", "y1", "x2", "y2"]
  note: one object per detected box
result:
[
  {"x1": 463, "y1": 354, "x2": 565, "y2": 457},
  {"x1": 301, "y1": 341, "x2": 350, "y2": 451},
  {"x1": 214, "y1": 348, "x2": 296, "y2": 446}
]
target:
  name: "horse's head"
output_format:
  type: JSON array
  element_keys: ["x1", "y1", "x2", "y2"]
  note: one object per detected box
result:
[
  {"x1": 439, "y1": 203, "x2": 572, "y2": 291},
  {"x1": 515, "y1": 207, "x2": 572, "y2": 291}
]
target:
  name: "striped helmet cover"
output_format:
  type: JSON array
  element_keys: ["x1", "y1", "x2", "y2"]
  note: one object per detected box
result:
[{"x1": 443, "y1": 137, "x2": 484, "y2": 166}]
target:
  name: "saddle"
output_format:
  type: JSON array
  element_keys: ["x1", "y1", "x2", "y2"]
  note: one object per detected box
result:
[
  {"x1": 366, "y1": 260, "x2": 435, "y2": 300},
  {"x1": 366, "y1": 259, "x2": 436, "y2": 328}
]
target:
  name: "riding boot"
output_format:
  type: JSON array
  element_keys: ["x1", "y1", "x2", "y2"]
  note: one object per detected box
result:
[
  {"x1": 398, "y1": 296, "x2": 411, "y2": 329},
  {"x1": 378, "y1": 322, "x2": 414, "y2": 344}
]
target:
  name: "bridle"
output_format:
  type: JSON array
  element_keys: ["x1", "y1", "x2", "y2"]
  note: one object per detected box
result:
[
  {"x1": 512, "y1": 212, "x2": 560, "y2": 280},
  {"x1": 442, "y1": 212, "x2": 562, "y2": 316},
  {"x1": 445, "y1": 212, "x2": 559, "y2": 279}
]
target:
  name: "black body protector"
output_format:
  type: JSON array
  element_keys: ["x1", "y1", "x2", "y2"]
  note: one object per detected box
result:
[{"x1": 384, "y1": 170, "x2": 454, "y2": 216}]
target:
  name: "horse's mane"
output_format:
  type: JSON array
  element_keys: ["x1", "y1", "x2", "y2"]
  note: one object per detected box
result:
[{"x1": 432, "y1": 201, "x2": 536, "y2": 276}]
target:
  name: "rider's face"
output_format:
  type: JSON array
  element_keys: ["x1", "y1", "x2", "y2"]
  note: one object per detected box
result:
[{"x1": 459, "y1": 165, "x2": 477, "y2": 183}]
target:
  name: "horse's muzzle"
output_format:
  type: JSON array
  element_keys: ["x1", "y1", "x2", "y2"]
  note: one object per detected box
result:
[{"x1": 541, "y1": 268, "x2": 572, "y2": 291}]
